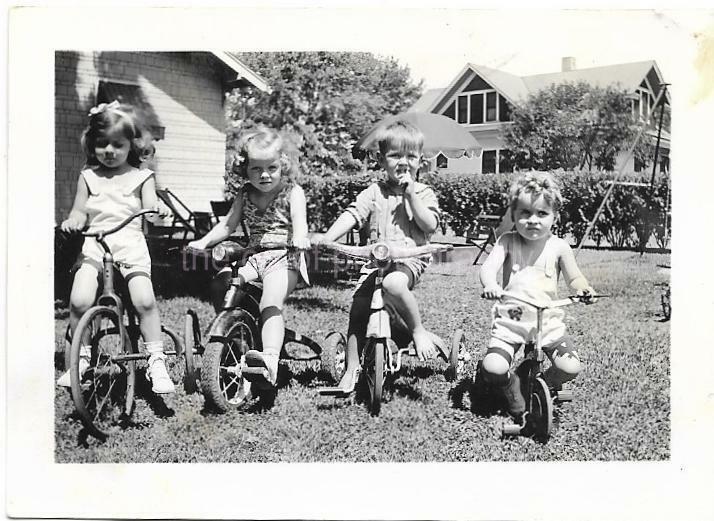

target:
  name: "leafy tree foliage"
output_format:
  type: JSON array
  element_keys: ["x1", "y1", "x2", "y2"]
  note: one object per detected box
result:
[
  {"x1": 504, "y1": 82, "x2": 667, "y2": 172},
  {"x1": 225, "y1": 52, "x2": 423, "y2": 180}
]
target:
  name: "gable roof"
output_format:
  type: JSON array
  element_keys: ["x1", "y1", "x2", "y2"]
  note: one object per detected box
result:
[
  {"x1": 418, "y1": 60, "x2": 669, "y2": 113},
  {"x1": 522, "y1": 60, "x2": 663, "y2": 97},
  {"x1": 409, "y1": 88, "x2": 444, "y2": 112},
  {"x1": 211, "y1": 51, "x2": 272, "y2": 93}
]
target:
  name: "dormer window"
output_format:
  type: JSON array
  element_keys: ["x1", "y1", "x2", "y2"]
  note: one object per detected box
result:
[{"x1": 452, "y1": 89, "x2": 512, "y2": 125}]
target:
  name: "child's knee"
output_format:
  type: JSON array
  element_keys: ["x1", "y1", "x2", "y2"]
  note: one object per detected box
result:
[
  {"x1": 552, "y1": 353, "x2": 582, "y2": 380},
  {"x1": 381, "y1": 271, "x2": 410, "y2": 297},
  {"x1": 69, "y1": 291, "x2": 94, "y2": 315},
  {"x1": 131, "y1": 293, "x2": 157, "y2": 315},
  {"x1": 481, "y1": 352, "x2": 511, "y2": 383}
]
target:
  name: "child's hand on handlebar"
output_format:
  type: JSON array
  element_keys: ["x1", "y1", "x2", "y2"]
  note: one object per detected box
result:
[
  {"x1": 186, "y1": 239, "x2": 209, "y2": 252},
  {"x1": 576, "y1": 287, "x2": 598, "y2": 304},
  {"x1": 60, "y1": 216, "x2": 85, "y2": 233},
  {"x1": 291, "y1": 236, "x2": 311, "y2": 250},
  {"x1": 482, "y1": 285, "x2": 504, "y2": 300},
  {"x1": 309, "y1": 233, "x2": 327, "y2": 245}
]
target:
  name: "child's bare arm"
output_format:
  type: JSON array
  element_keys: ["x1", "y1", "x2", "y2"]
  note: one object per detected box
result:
[
  {"x1": 404, "y1": 183, "x2": 439, "y2": 234},
  {"x1": 479, "y1": 241, "x2": 506, "y2": 298},
  {"x1": 558, "y1": 240, "x2": 596, "y2": 295},
  {"x1": 289, "y1": 185, "x2": 310, "y2": 248},
  {"x1": 404, "y1": 187, "x2": 439, "y2": 234},
  {"x1": 318, "y1": 212, "x2": 359, "y2": 243},
  {"x1": 61, "y1": 175, "x2": 89, "y2": 232},
  {"x1": 139, "y1": 176, "x2": 169, "y2": 223},
  {"x1": 188, "y1": 196, "x2": 244, "y2": 250}
]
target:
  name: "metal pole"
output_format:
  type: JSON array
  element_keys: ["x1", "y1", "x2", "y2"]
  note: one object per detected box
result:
[
  {"x1": 575, "y1": 85, "x2": 667, "y2": 257},
  {"x1": 640, "y1": 84, "x2": 669, "y2": 255}
]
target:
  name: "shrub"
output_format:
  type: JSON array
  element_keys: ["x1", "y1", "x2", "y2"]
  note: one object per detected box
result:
[{"x1": 222, "y1": 170, "x2": 671, "y2": 250}]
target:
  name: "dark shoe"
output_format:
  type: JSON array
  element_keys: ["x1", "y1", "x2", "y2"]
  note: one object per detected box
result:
[{"x1": 501, "y1": 371, "x2": 526, "y2": 417}]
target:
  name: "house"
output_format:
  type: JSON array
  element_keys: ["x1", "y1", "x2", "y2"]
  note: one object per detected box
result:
[
  {"x1": 410, "y1": 57, "x2": 670, "y2": 175},
  {"x1": 54, "y1": 51, "x2": 270, "y2": 224}
]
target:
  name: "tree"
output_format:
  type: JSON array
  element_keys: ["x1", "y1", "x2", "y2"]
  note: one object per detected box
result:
[
  {"x1": 225, "y1": 52, "x2": 423, "y2": 178},
  {"x1": 504, "y1": 82, "x2": 660, "y2": 172}
]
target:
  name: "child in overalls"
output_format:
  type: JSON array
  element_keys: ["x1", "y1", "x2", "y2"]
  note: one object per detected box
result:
[{"x1": 479, "y1": 171, "x2": 597, "y2": 423}]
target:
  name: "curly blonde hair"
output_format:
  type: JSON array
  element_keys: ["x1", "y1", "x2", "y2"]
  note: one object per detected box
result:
[
  {"x1": 81, "y1": 102, "x2": 154, "y2": 168},
  {"x1": 508, "y1": 171, "x2": 563, "y2": 218},
  {"x1": 229, "y1": 124, "x2": 299, "y2": 182}
]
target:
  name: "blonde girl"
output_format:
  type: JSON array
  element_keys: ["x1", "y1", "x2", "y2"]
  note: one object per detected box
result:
[{"x1": 188, "y1": 124, "x2": 310, "y2": 391}]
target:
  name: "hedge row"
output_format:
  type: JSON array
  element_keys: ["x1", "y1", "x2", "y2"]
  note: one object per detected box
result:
[{"x1": 297, "y1": 170, "x2": 671, "y2": 250}]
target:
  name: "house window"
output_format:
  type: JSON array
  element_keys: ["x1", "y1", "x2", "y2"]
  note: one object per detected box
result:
[
  {"x1": 499, "y1": 149, "x2": 513, "y2": 173},
  {"x1": 436, "y1": 153, "x2": 448, "y2": 169},
  {"x1": 457, "y1": 95, "x2": 468, "y2": 124},
  {"x1": 634, "y1": 156, "x2": 645, "y2": 172},
  {"x1": 486, "y1": 92, "x2": 497, "y2": 122},
  {"x1": 470, "y1": 93, "x2": 484, "y2": 124},
  {"x1": 499, "y1": 95, "x2": 511, "y2": 122},
  {"x1": 97, "y1": 80, "x2": 165, "y2": 140},
  {"x1": 482, "y1": 150, "x2": 497, "y2": 173},
  {"x1": 446, "y1": 89, "x2": 512, "y2": 125}
]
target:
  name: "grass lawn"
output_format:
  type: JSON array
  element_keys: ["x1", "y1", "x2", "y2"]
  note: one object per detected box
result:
[{"x1": 54, "y1": 249, "x2": 670, "y2": 462}]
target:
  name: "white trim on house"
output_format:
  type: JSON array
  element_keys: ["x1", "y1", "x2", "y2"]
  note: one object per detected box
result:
[{"x1": 211, "y1": 51, "x2": 272, "y2": 93}]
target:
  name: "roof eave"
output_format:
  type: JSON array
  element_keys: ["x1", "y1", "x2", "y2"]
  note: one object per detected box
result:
[{"x1": 210, "y1": 51, "x2": 272, "y2": 93}]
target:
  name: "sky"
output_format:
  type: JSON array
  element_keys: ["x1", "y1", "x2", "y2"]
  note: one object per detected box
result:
[{"x1": 362, "y1": 10, "x2": 705, "y2": 90}]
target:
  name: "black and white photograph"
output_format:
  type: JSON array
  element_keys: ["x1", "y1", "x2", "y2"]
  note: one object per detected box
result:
[{"x1": 5, "y1": 5, "x2": 714, "y2": 520}]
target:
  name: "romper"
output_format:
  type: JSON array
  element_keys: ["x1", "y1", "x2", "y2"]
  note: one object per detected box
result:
[
  {"x1": 489, "y1": 232, "x2": 567, "y2": 349},
  {"x1": 346, "y1": 180, "x2": 441, "y2": 296},
  {"x1": 78, "y1": 168, "x2": 154, "y2": 279},
  {"x1": 223, "y1": 182, "x2": 307, "y2": 283}
]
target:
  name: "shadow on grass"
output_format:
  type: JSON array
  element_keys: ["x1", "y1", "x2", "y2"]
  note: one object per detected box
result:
[
  {"x1": 449, "y1": 374, "x2": 503, "y2": 418},
  {"x1": 286, "y1": 295, "x2": 347, "y2": 312},
  {"x1": 135, "y1": 369, "x2": 176, "y2": 419}
]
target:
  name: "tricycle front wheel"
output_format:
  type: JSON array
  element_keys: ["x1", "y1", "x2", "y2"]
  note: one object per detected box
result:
[
  {"x1": 201, "y1": 311, "x2": 257, "y2": 413},
  {"x1": 364, "y1": 338, "x2": 385, "y2": 416},
  {"x1": 70, "y1": 306, "x2": 136, "y2": 441}
]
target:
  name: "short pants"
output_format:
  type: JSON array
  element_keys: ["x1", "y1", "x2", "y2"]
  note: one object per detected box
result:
[
  {"x1": 217, "y1": 249, "x2": 305, "y2": 282},
  {"x1": 352, "y1": 256, "x2": 430, "y2": 298},
  {"x1": 76, "y1": 234, "x2": 152, "y2": 283}
]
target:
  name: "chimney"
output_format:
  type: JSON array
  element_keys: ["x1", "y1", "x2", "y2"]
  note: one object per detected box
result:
[{"x1": 562, "y1": 56, "x2": 576, "y2": 72}]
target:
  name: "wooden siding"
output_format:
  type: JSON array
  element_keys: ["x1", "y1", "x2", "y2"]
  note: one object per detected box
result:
[{"x1": 55, "y1": 51, "x2": 229, "y2": 224}]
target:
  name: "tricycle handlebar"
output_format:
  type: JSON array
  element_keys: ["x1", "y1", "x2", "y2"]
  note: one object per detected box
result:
[
  {"x1": 83, "y1": 209, "x2": 157, "y2": 239},
  {"x1": 319, "y1": 241, "x2": 452, "y2": 261},
  {"x1": 500, "y1": 291, "x2": 608, "y2": 310}
]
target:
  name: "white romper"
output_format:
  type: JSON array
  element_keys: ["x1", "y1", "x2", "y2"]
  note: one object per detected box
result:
[{"x1": 79, "y1": 167, "x2": 154, "y2": 276}]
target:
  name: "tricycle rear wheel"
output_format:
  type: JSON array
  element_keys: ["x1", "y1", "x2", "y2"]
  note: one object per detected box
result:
[{"x1": 319, "y1": 331, "x2": 347, "y2": 384}]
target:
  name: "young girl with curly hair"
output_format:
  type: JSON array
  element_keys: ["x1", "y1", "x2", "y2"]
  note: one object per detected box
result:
[
  {"x1": 56, "y1": 101, "x2": 174, "y2": 394},
  {"x1": 188, "y1": 124, "x2": 310, "y2": 391}
]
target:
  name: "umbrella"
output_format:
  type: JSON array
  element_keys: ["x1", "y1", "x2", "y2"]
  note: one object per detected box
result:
[{"x1": 356, "y1": 111, "x2": 483, "y2": 160}]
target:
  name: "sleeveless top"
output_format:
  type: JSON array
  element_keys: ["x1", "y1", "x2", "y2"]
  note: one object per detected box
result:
[
  {"x1": 239, "y1": 181, "x2": 294, "y2": 249},
  {"x1": 82, "y1": 167, "x2": 154, "y2": 237},
  {"x1": 500, "y1": 232, "x2": 561, "y2": 302}
]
